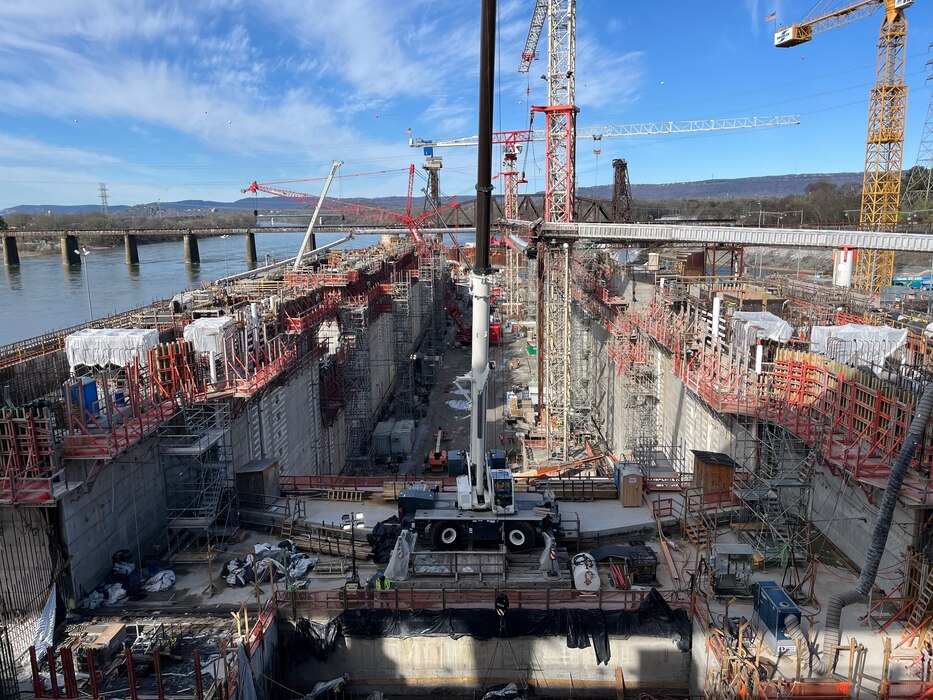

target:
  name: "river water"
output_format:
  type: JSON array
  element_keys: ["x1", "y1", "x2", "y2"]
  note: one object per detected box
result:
[{"x1": 0, "y1": 231, "x2": 477, "y2": 346}]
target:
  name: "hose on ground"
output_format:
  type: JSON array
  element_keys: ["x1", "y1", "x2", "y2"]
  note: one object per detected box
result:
[
  {"x1": 784, "y1": 615, "x2": 827, "y2": 675},
  {"x1": 822, "y1": 383, "x2": 933, "y2": 670}
]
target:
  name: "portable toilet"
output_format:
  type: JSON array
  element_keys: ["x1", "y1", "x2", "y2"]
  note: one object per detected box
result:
[
  {"x1": 391, "y1": 419, "x2": 415, "y2": 458},
  {"x1": 373, "y1": 420, "x2": 395, "y2": 461},
  {"x1": 619, "y1": 467, "x2": 644, "y2": 507}
]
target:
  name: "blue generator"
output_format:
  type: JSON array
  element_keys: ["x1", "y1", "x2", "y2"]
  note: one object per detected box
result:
[{"x1": 752, "y1": 580, "x2": 800, "y2": 654}]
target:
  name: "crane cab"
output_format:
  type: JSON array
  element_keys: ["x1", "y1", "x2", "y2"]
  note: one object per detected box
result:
[
  {"x1": 490, "y1": 468, "x2": 516, "y2": 515},
  {"x1": 895, "y1": 0, "x2": 914, "y2": 9},
  {"x1": 774, "y1": 24, "x2": 812, "y2": 47}
]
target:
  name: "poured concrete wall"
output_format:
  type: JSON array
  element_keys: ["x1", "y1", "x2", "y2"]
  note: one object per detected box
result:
[
  {"x1": 368, "y1": 312, "x2": 396, "y2": 417},
  {"x1": 287, "y1": 631, "x2": 689, "y2": 697},
  {"x1": 657, "y1": 353, "x2": 736, "y2": 458},
  {"x1": 590, "y1": 321, "x2": 624, "y2": 456},
  {"x1": 810, "y1": 467, "x2": 915, "y2": 574},
  {"x1": 58, "y1": 439, "x2": 167, "y2": 601}
]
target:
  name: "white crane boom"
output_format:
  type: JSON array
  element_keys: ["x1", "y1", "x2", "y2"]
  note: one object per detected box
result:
[
  {"x1": 409, "y1": 115, "x2": 800, "y2": 149},
  {"x1": 518, "y1": 0, "x2": 549, "y2": 72}
]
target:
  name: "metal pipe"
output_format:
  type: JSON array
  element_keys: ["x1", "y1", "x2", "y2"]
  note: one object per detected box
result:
[{"x1": 473, "y1": 0, "x2": 496, "y2": 274}]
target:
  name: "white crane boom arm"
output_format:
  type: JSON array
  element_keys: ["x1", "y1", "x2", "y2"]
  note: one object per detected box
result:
[
  {"x1": 409, "y1": 115, "x2": 800, "y2": 149},
  {"x1": 518, "y1": 0, "x2": 549, "y2": 73}
]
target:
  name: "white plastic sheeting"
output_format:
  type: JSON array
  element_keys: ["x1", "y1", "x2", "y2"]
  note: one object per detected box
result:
[
  {"x1": 731, "y1": 311, "x2": 793, "y2": 347},
  {"x1": 810, "y1": 324, "x2": 908, "y2": 367},
  {"x1": 143, "y1": 570, "x2": 176, "y2": 592},
  {"x1": 28, "y1": 584, "x2": 56, "y2": 666},
  {"x1": 65, "y1": 328, "x2": 159, "y2": 371},
  {"x1": 183, "y1": 317, "x2": 235, "y2": 355},
  {"x1": 384, "y1": 530, "x2": 416, "y2": 581}
]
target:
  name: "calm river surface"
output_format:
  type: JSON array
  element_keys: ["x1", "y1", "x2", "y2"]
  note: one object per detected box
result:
[{"x1": 0, "y1": 231, "x2": 477, "y2": 346}]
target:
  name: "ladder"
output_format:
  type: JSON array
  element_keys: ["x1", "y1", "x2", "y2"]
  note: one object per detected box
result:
[
  {"x1": 280, "y1": 516, "x2": 295, "y2": 540},
  {"x1": 907, "y1": 569, "x2": 933, "y2": 632}
]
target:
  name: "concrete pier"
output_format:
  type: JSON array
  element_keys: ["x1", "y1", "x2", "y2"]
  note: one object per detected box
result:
[
  {"x1": 183, "y1": 231, "x2": 200, "y2": 265},
  {"x1": 124, "y1": 233, "x2": 139, "y2": 265},
  {"x1": 61, "y1": 235, "x2": 80, "y2": 266},
  {"x1": 2, "y1": 236, "x2": 19, "y2": 266},
  {"x1": 246, "y1": 230, "x2": 258, "y2": 268}
]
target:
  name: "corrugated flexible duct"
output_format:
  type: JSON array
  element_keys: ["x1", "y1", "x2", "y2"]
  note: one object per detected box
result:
[{"x1": 822, "y1": 383, "x2": 933, "y2": 670}]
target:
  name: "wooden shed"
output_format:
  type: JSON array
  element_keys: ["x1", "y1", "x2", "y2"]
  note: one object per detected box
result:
[
  {"x1": 235, "y1": 458, "x2": 280, "y2": 510},
  {"x1": 691, "y1": 450, "x2": 739, "y2": 494}
]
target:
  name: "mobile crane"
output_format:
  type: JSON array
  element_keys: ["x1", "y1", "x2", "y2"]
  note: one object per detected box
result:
[{"x1": 398, "y1": 0, "x2": 557, "y2": 554}]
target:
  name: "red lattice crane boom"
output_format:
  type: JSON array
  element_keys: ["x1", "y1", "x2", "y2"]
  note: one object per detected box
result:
[{"x1": 244, "y1": 164, "x2": 460, "y2": 255}]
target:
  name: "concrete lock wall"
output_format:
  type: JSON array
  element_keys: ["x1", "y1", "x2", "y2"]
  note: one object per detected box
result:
[
  {"x1": 58, "y1": 440, "x2": 167, "y2": 601},
  {"x1": 368, "y1": 313, "x2": 396, "y2": 418},
  {"x1": 589, "y1": 322, "x2": 623, "y2": 455},
  {"x1": 287, "y1": 632, "x2": 690, "y2": 697},
  {"x1": 810, "y1": 467, "x2": 915, "y2": 574},
  {"x1": 657, "y1": 353, "x2": 735, "y2": 457}
]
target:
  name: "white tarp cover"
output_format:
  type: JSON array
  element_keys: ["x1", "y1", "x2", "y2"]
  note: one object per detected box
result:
[
  {"x1": 26, "y1": 584, "x2": 56, "y2": 666},
  {"x1": 384, "y1": 530, "x2": 415, "y2": 581},
  {"x1": 810, "y1": 323, "x2": 908, "y2": 367},
  {"x1": 65, "y1": 328, "x2": 159, "y2": 371},
  {"x1": 731, "y1": 311, "x2": 793, "y2": 347},
  {"x1": 183, "y1": 317, "x2": 234, "y2": 355}
]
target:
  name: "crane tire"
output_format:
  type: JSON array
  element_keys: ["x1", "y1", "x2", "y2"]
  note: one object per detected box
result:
[
  {"x1": 431, "y1": 522, "x2": 462, "y2": 550},
  {"x1": 505, "y1": 522, "x2": 536, "y2": 553}
]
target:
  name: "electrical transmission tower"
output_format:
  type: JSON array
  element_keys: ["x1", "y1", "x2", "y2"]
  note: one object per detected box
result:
[
  {"x1": 98, "y1": 183, "x2": 110, "y2": 215},
  {"x1": 903, "y1": 45, "x2": 933, "y2": 209},
  {"x1": 612, "y1": 159, "x2": 634, "y2": 224}
]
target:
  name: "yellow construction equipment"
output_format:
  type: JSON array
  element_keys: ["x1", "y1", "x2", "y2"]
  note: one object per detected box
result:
[{"x1": 775, "y1": 0, "x2": 913, "y2": 295}]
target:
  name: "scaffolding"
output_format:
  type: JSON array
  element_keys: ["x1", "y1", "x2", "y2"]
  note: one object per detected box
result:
[
  {"x1": 418, "y1": 249, "x2": 444, "y2": 353},
  {"x1": 735, "y1": 421, "x2": 819, "y2": 563},
  {"x1": 392, "y1": 273, "x2": 414, "y2": 419},
  {"x1": 340, "y1": 303, "x2": 374, "y2": 472},
  {"x1": 544, "y1": 243, "x2": 572, "y2": 461},
  {"x1": 158, "y1": 404, "x2": 235, "y2": 559}
]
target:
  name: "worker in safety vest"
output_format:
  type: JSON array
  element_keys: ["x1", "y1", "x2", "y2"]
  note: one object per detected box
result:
[{"x1": 375, "y1": 573, "x2": 391, "y2": 592}]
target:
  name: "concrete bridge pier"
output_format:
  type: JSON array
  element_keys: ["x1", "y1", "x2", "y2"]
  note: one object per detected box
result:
[
  {"x1": 61, "y1": 235, "x2": 80, "y2": 266},
  {"x1": 2, "y1": 236, "x2": 19, "y2": 266},
  {"x1": 246, "y1": 230, "x2": 258, "y2": 269},
  {"x1": 184, "y1": 231, "x2": 200, "y2": 265},
  {"x1": 124, "y1": 233, "x2": 140, "y2": 265}
]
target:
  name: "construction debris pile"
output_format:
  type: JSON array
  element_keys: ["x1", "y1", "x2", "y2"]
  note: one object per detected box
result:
[{"x1": 225, "y1": 541, "x2": 319, "y2": 587}]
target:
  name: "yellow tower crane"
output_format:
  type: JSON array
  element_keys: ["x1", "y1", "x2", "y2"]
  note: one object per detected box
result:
[{"x1": 776, "y1": 0, "x2": 913, "y2": 295}]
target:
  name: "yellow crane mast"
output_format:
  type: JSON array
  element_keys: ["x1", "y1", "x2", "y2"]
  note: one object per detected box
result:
[{"x1": 776, "y1": 0, "x2": 913, "y2": 295}]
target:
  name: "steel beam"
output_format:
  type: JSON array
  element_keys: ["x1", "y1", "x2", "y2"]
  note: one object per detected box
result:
[{"x1": 511, "y1": 221, "x2": 933, "y2": 253}]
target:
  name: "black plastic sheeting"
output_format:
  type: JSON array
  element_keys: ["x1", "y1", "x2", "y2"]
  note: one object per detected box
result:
[
  {"x1": 294, "y1": 618, "x2": 343, "y2": 661},
  {"x1": 295, "y1": 589, "x2": 689, "y2": 666},
  {"x1": 367, "y1": 517, "x2": 402, "y2": 565}
]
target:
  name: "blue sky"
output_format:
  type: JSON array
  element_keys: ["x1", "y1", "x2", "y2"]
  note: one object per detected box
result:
[{"x1": 1, "y1": 0, "x2": 932, "y2": 210}]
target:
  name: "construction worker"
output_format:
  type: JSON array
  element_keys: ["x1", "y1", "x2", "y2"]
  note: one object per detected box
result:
[{"x1": 375, "y1": 573, "x2": 391, "y2": 592}]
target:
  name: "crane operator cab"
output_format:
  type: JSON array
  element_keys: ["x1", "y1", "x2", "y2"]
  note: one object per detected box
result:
[{"x1": 490, "y1": 469, "x2": 516, "y2": 515}]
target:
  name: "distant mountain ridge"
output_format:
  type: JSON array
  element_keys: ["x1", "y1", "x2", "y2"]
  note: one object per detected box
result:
[
  {"x1": 2, "y1": 172, "x2": 863, "y2": 214},
  {"x1": 579, "y1": 172, "x2": 863, "y2": 201}
]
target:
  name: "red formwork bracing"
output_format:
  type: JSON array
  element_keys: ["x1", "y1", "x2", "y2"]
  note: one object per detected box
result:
[
  {"x1": 674, "y1": 346, "x2": 756, "y2": 415},
  {"x1": 0, "y1": 409, "x2": 60, "y2": 505},
  {"x1": 628, "y1": 293, "x2": 933, "y2": 505},
  {"x1": 62, "y1": 358, "x2": 178, "y2": 461}
]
